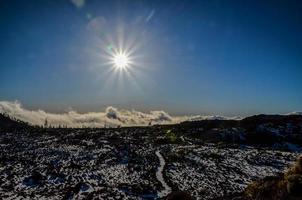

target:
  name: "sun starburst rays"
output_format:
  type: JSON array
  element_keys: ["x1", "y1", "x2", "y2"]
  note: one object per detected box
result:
[{"x1": 86, "y1": 24, "x2": 152, "y2": 97}]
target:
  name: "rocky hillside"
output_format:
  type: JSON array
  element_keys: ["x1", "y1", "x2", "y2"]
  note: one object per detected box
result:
[
  {"x1": 231, "y1": 156, "x2": 302, "y2": 200},
  {"x1": 169, "y1": 114, "x2": 302, "y2": 151},
  {"x1": 0, "y1": 113, "x2": 32, "y2": 132},
  {"x1": 0, "y1": 113, "x2": 301, "y2": 199}
]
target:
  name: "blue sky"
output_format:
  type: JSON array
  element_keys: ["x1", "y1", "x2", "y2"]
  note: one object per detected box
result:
[{"x1": 0, "y1": 0, "x2": 301, "y2": 116}]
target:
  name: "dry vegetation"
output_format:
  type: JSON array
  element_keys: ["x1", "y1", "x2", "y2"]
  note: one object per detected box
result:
[{"x1": 244, "y1": 156, "x2": 302, "y2": 200}]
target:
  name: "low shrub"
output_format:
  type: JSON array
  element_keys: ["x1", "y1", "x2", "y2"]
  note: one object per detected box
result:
[
  {"x1": 286, "y1": 174, "x2": 302, "y2": 196},
  {"x1": 243, "y1": 155, "x2": 302, "y2": 200},
  {"x1": 165, "y1": 130, "x2": 182, "y2": 144}
]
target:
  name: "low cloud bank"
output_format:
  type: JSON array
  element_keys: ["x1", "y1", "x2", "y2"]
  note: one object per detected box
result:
[
  {"x1": 0, "y1": 101, "x2": 242, "y2": 128},
  {"x1": 287, "y1": 111, "x2": 302, "y2": 115}
]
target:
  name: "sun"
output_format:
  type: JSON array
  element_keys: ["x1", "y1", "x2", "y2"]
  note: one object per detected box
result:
[{"x1": 113, "y1": 52, "x2": 129, "y2": 69}]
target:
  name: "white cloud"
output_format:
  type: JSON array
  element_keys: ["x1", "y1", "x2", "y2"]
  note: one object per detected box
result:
[
  {"x1": 286, "y1": 111, "x2": 302, "y2": 115},
  {"x1": 70, "y1": 0, "x2": 86, "y2": 8},
  {"x1": 0, "y1": 100, "x2": 241, "y2": 128}
]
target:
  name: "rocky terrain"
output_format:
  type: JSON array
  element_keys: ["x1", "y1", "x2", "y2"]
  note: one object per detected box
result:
[{"x1": 0, "y1": 114, "x2": 301, "y2": 199}]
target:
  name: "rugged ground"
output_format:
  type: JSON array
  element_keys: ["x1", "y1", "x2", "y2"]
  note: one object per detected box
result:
[{"x1": 0, "y1": 114, "x2": 301, "y2": 199}]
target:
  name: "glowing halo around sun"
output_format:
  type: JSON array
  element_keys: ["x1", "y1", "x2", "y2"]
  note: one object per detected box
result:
[
  {"x1": 89, "y1": 28, "x2": 148, "y2": 93},
  {"x1": 107, "y1": 48, "x2": 134, "y2": 71},
  {"x1": 85, "y1": 18, "x2": 151, "y2": 95},
  {"x1": 112, "y1": 52, "x2": 129, "y2": 69}
]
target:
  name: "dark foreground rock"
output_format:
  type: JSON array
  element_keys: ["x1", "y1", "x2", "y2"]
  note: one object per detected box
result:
[{"x1": 0, "y1": 113, "x2": 301, "y2": 199}]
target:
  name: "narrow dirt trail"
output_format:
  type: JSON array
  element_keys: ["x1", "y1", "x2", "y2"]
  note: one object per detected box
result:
[{"x1": 155, "y1": 150, "x2": 172, "y2": 198}]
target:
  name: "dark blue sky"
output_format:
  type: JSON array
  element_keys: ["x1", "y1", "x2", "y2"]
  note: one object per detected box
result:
[{"x1": 0, "y1": 0, "x2": 302, "y2": 116}]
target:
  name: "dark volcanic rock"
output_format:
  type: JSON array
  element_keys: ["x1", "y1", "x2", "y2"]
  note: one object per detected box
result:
[
  {"x1": 166, "y1": 191, "x2": 194, "y2": 200},
  {"x1": 23, "y1": 171, "x2": 45, "y2": 187},
  {"x1": 0, "y1": 113, "x2": 301, "y2": 199}
]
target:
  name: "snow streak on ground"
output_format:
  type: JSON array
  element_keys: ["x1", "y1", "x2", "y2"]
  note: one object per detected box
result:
[
  {"x1": 155, "y1": 150, "x2": 172, "y2": 197},
  {"x1": 165, "y1": 143, "x2": 299, "y2": 200}
]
